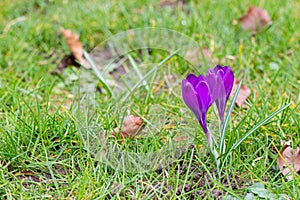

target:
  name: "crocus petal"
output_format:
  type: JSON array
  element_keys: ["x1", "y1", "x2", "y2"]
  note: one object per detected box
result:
[
  {"x1": 194, "y1": 80, "x2": 211, "y2": 134},
  {"x1": 182, "y1": 76, "x2": 211, "y2": 135},
  {"x1": 214, "y1": 65, "x2": 234, "y2": 100},
  {"x1": 213, "y1": 65, "x2": 234, "y2": 123},
  {"x1": 186, "y1": 74, "x2": 198, "y2": 86},
  {"x1": 222, "y1": 66, "x2": 234, "y2": 100},
  {"x1": 215, "y1": 97, "x2": 226, "y2": 123},
  {"x1": 195, "y1": 81, "x2": 211, "y2": 113},
  {"x1": 192, "y1": 74, "x2": 205, "y2": 88},
  {"x1": 182, "y1": 80, "x2": 201, "y2": 120},
  {"x1": 205, "y1": 69, "x2": 223, "y2": 104},
  {"x1": 206, "y1": 67, "x2": 226, "y2": 122}
]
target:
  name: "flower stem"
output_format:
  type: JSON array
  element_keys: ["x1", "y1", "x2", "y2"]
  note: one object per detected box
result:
[{"x1": 205, "y1": 129, "x2": 220, "y2": 170}]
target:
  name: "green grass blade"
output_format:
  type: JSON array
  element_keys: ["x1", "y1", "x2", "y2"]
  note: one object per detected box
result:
[
  {"x1": 231, "y1": 103, "x2": 291, "y2": 151},
  {"x1": 83, "y1": 50, "x2": 113, "y2": 97},
  {"x1": 219, "y1": 80, "x2": 242, "y2": 154},
  {"x1": 128, "y1": 54, "x2": 149, "y2": 91},
  {"x1": 122, "y1": 50, "x2": 179, "y2": 100}
]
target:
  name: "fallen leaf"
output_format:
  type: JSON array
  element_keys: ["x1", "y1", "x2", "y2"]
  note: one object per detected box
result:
[
  {"x1": 277, "y1": 143, "x2": 300, "y2": 180},
  {"x1": 239, "y1": 6, "x2": 272, "y2": 35},
  {"x1": 60, "y1": 27, "x2": 84, "y2": 63},
  {"x1": 113, "y1": 115, "x2": 144, "y2": 138},
  {"x1": 59, "y1": 27, "x2": 90, "y2": 69},
  {"x1": 230, "y1": 79, "x2": 251, "y2": 108}
]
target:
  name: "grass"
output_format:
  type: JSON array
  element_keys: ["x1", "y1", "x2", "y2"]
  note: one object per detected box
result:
[{"x1": 0, "y1": 0, "x2": 299, "y2": 199}]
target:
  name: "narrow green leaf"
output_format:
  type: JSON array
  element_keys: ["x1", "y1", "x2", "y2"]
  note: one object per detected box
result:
[
  {"x1": 122, "y1": 50, "x2": 179, "y2": 100},
  {"x1": 219, "y1": 80, "x2": 242, "y2": 154},
  {"x1": 84, "y1": 50, "x2": 113, "y2": 97},
  {"x1": 231, "y1": 103, "x2": 291, "y2": 151},
  {"x1": 128, "y1": 54, "x2": 149, "y2": 91}
]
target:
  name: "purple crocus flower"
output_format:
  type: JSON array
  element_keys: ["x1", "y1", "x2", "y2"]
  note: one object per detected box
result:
[
  {"x1": 182, "y1": 65, "x2": 234, "y2": 146},
  {"x1": 182, "y1": 74, "x2": 213, "y2": 145},
  {"x1": 211, "y1": 65, "x2": 234, "y2": 123}
]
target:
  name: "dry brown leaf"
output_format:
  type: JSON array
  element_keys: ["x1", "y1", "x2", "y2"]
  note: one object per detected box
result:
[
  {"x1": 277, "y1": 143, "x2": 300, "y2": 180},
  {"x1": 113, "y1": 115, "x2": 144, "y2": 138},
  {"x1": 60, "y1": 27, "x2": 84, "y2": 63},
  {"x1": 60, "y1": 27, "x2": 90, "y2": 69},
  {"x1": 239, "y1": 6, "x2": 272, "y2": 34},
  {"x1": 230, "y1": 79, "x2": 251, "y2": 108}
]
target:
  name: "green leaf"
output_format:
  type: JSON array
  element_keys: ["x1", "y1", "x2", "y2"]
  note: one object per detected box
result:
[
  {"x1": 230, "y1": 103, "x2": 290, "y2": 151},
  {"x1": 219, "y1": 79, "x2": 242, "y2": 154}
]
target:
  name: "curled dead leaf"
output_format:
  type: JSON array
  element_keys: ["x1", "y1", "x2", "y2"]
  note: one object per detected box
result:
[
  {"x1": 59, "y1": 27, "x2": 90, "y2": 69},
  {"x1": 113, "y1": 115, "x2": 144, "y2": 138},
  {"x1": 239, "y1": 6, "x2": 272, "y2": 35},
  {"x1": 230, "y1": 79, "x2": 251, "y2": 108},
  {"x1": 60, "y1": 27, "x2": 84, "y2": 63},
  {"x1": 277, "y1": 143, "x2": 300, "y2": 180}
]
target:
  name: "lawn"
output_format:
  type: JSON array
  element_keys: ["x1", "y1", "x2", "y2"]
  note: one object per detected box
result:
[{"x1": 0, "y1": 0, "x2": 299, "y2": 199}]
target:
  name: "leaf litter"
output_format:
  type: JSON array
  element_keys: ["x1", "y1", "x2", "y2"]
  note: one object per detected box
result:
[
  {"x1": 230, "y1": 79, "x2": 251, "y2": 108},
  {"x1": 277, "y1": 141, "x2": 300, "y2": 180},
  {"x1": 112, "y1": 115, "x2": 144, "y2": 138},
  {"x1": 238, "y1": 6, "x2": 272, "y2": 35},
  {"x1": 58, "y1": 27, "x2": 90, "y2": 71}
]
